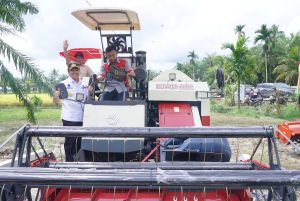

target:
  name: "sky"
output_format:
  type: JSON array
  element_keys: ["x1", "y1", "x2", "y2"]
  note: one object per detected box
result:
[{"x1": 3, "y1": 0, "x2": 300, "y2": 77}]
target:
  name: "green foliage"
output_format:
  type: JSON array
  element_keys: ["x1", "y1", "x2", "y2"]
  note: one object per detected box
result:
[
  {"x1": 0, "y1": 107, "x2": 60, "y2": 123},
  {"x1": 234, "y1": 24, "x2": 245, "y2": 38},
  {"x1": 30, "y1": 95, "x2": 42, "y2": 111},
  {"x1": 48, "y1": 68, "x2": 68, "y2": 88},
  {"x1": 210, "y1": 100, "x2": 230, "y2": 113},
  {"x1": 211, "y1": 101, "x2": 300, "y2": 120},
  {"x1": 281, "y1": 104, "x2": 300, "y2": 120},
  {"x1": 254, "y1": 24, "x2": 285, "y2": 83},
  {"x1": 273, "y1": 32, "x2": 300, "y2": 85},
  {"x1": 222, "y1": 36, "x2": 255, "y2": 109},
  {"x1": 0, "y1": 0, "x2": 53, "y2": 123},
  {"x1": 224, "y1": 84, "x2": 236, "y2": 106},
  {"x1": 0, "y1": 0, "x2": 38, "y2": 32}
]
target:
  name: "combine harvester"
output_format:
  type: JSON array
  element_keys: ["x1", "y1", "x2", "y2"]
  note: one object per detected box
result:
[{"x1": 0, "y1": 8, "x2": 299, "y2": 201}]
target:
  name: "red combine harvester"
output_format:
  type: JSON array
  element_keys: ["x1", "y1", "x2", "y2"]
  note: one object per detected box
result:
[{"x1": 0, "y1": 8, "x2": 299, "y2": 201}]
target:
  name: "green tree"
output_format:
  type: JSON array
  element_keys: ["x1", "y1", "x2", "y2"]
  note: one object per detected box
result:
[
  {"x1": 175, "y1": 62, "x2": 192, "y2": 78},
  {"x1": 273, "y1": 32, "x2": 300, "y2": 85},
  {"x1": 222, "y1": 36, "x2": 254, "y2": 109},
  {"x1": 201, "y1": 54, "x2": 226, "y2": 86},
  {"x1": 187, "y1": 50, "x2": 198, "y2": 80},
  {"x1": 0, "y1": 0, "x2": 52, "y2": 123},
  {"x1": 48, "y1": 68, "x2": 67, "y2": 88},
  {"x1": 234, "y1": 24, "x2": 245, "y2": 39},
  {"x1": 254, "y1": 24, "x2": 273, "y2": 82},
  {"x1": 48, "y1": 68, "x2": 59, "y2": 86}
]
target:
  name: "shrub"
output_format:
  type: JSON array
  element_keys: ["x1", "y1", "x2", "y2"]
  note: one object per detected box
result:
[{"x1": 30, "y1": 95, "x2": 43, "y2": 111}]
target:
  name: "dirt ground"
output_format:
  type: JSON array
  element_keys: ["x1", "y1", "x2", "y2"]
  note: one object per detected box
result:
[
  {"x1": 211, "y1": 112, "x2": 300, "y2": 199},
  {"x1": 211, "y1": 112, "x2": 300, "y2": 170}
]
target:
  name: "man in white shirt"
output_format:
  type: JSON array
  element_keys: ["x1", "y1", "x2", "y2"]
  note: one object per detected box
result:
[{"x1": 53, "y1": 62, "x2": 88, "y2": 162}]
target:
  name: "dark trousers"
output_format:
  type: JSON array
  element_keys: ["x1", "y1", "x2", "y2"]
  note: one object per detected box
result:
[
  {"x1": 101, "y1": 89, "x2": 128, "y2": 101},
  {"x1": 62, "y1": 119, "x2": 82, "y2": 162}
]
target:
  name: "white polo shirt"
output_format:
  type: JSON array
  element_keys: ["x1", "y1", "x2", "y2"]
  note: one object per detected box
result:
[{"x1": 60, "y1": 77, "x2": 88, "y2": 122}]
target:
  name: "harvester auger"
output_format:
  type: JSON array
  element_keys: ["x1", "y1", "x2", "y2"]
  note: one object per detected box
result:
[
  {"x1": 0, "y1": 8, "x2": 299, "y2": 201},
  {"x1": 0, "y1": 126, "x2": 299, "y2": 200}
]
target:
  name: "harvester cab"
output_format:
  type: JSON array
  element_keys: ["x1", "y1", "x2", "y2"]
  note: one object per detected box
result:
[{"x1": 0, "y1": 8, "x2": 299, "y2": 201}]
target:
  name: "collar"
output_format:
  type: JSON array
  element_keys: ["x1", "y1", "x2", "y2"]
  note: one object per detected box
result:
[
  {"x1": 108, "y1": 58, "x2": 120, "y2": 66},
  {"x1": 67, "y1": 77, "x2": 81, "y2": 84}
]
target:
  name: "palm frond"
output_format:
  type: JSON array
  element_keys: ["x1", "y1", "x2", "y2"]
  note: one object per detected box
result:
[
  {"x1": 0, "y1": 61, "x2": 36, "y2": 123},
  {"x1": 0, "y1": 38, "x2": 53, "y2": 95},
  {"x1": 222, "y1": 43, "x2": 235, "y2": 51},
  {"x1": 0, "y1": 7, "x2": 25, "y2": 32},
  {"x1": 0, "y1": 24, "x2": 16, "y2": 36},
  {"x1": 0, "y1": 0, "x2": 38, "y2": 31}
]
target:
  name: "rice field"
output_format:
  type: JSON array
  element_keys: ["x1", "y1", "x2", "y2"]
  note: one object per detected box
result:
[{"x1": 0, "y1": 93, "x2": 55, "y2": 107}]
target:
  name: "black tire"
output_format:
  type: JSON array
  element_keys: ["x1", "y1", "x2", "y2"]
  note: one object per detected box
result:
[{"x1": 267, "y1": 186, "x2": 296, "y2": 201}]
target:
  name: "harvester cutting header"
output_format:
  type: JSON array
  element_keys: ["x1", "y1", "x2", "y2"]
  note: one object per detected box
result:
[{"x1": 0, "y1": 8, "x2": 299, "y2": 201}]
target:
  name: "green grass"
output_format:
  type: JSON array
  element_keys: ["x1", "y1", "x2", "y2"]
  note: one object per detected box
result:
[
  {"x1": 211, "y1": 100, "x2": 300, "y2": 121},
  {"x1": 0, "y1": 107, "x2": 60, "y2": 123},
  {"x1": 0, "y1": 93, "x2": 55, "y2": 107},
  {"x1": 0, "y1": 107, "x2": 61, "y2": 144}
]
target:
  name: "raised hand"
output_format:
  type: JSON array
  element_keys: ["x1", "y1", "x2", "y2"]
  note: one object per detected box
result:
[{"x1": 63, "y1": 40, "x2": 69, "y2": 50}]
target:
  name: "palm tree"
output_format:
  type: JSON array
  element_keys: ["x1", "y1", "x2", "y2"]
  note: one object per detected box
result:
[
  {"x1": 187, "y1": 50, "x2": 198, "y2": 80},
  {"x1": 222, "y1": 36, "x2": 253, "y2": 110},
  {"x1": 0, "y1": 0, "x2": 52, "y2": 123},
  {"x1": 234, "y1": 24, "x2": 245, "y2": 39},
  {"x1": 254, "y1": 24, "x2": 272, "y2": 82},
  {"x1": 270, "y1": 24, "x2": 284, "y2": 41},
  {"x1": 175, "y1": 62, "x2": 192, "y2": 78},
  {"x1": 273, "y1": 33, "x2": 300, "y2": 85}
]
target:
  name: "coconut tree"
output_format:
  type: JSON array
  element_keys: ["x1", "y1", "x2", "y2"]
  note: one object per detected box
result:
[
  {"x1": 273, "y1": 32, "x2": 300, "y2": 85},
  {"x1": 0, "y1": 0, "x2": 52, "y2": 123},
  {"x1": 222, "y1": 36, "x2": 254, "y2": 109},
  {"x1": 254, "y1": 24, "x2": 272, "y2": 82},
  {"x1": 187, "y1": 50, "x2": 198, "y2": 80},
  {"x1": 234, "y1": 24, "x2": 245, "y2": 39}
]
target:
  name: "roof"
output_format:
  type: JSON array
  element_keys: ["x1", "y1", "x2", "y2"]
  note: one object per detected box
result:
[{"x1": 72, "y1": 8, "x2": 141, "y2": 31}]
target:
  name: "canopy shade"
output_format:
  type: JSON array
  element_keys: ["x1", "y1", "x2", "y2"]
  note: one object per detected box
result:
[
  {"x1": 59, "y1": 48, "x2": 102, "y2": 64},
  {"x1": 72, "y1": 8, "x2": 141, "y2": 31}
]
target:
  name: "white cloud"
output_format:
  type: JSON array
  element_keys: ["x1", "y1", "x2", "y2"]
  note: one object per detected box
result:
[{"x1": 3, "y1": 0, "x2": 300, "y2": 76}]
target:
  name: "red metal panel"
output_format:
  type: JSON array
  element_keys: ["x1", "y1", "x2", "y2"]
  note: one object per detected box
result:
[
  {"x1": 275, "y1": 121, "x2": 300, "y2": 143},
  {"x1": 158, "y1": 103, "x2": 195, "y2": 127},
  {"x1": 44, "y1": 189, "x2": 249, "y2": 201},
  {"x1": 201, "y1": 116, "x2": 211, "y2": 126}
]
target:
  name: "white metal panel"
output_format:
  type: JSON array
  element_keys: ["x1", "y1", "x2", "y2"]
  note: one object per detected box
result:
[
  {"x1": 148, "y1": 81, "x2": 209, "y2": 101},
  {"x1": 82, "y1": 104, "x2": 145, "y2": 153},
  {"x1": 83, "y1": 104, "x2": 145, "y2": 127},
  {"x1": 191, "y1": 106, "x2": 202, "y2": 127},
  {"x1": 201, "y1": 99, "x2": 210, "y2": 116}
]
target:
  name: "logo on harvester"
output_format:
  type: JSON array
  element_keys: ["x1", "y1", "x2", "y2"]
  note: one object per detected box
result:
[{"x1": 106, "y1": 114, "x2": 120, "y2": 125}]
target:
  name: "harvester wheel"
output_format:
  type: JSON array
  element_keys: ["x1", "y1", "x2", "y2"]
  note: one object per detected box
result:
[{"x1": 267, "y1": 186, "x2": 297, "y2": 201}]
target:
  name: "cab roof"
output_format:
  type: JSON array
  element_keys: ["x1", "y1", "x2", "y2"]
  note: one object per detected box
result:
[{"x1": 72, "y1": 8, "x2": 141, "y2": 31}]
